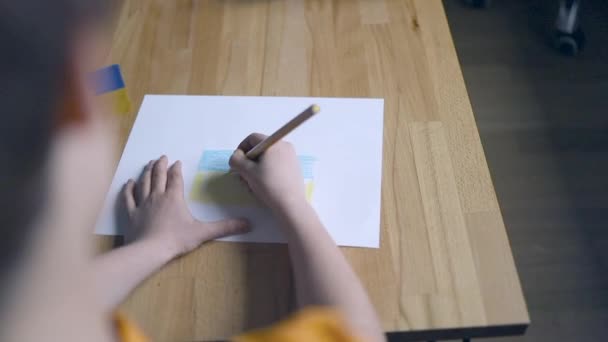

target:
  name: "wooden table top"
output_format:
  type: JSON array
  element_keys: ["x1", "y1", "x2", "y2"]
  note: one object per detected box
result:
[{"x1": 99, "y1": 0, "x2": 529, "y2": 340}]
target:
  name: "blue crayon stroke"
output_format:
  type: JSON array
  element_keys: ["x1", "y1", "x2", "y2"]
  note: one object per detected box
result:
[{"x1": 198, "y1": 150, "x2": 315, "y2": 179}]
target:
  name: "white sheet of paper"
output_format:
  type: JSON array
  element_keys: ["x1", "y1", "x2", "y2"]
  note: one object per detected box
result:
[{"x1": 95, "y1": 95, "x2": 384, "y2": 248}]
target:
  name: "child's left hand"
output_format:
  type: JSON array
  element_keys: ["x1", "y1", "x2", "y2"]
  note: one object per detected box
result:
[{"x1": 120, "y1": 156, "x2": 250, "y2": 258}]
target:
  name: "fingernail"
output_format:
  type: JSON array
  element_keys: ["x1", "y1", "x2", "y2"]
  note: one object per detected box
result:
[
  {"x1": 237, "y1": 219, "x2": 251, "y2": 232},
  {"x1": 172, "y1": 160, "x2": 182, "y2": 171}
]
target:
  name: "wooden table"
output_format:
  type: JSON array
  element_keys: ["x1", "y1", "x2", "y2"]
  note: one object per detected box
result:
[{"x1": 99, "y1": 0, "x2": 529, "y2": 340}]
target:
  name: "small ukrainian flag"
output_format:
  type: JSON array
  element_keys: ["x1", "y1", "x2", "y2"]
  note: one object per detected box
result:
[{"x1": 92, "y1": 64, "x2": 131, "y2": 115}]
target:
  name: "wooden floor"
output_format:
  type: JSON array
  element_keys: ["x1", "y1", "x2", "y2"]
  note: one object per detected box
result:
[{"x1": 444, "y1": 0, "x2": 608, "y2": 340}]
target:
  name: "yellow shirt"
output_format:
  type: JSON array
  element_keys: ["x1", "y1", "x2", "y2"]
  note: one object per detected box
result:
[
  {"x1": 114, "y1": 313, "x2": 149, "y2": 342},
  {"x1": 115, "y1": 308, "x2": 360, "y2": 342}
]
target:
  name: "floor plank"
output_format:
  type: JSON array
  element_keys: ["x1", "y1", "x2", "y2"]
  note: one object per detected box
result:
[{"x1": 444, "y1": 0, "x2": 608, "y2": 340}]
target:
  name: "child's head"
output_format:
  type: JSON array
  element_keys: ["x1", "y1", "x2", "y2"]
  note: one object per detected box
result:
[
  {"x1": 0, "y1": 3, "x2": 121, "y2": 341},
  {"x1": 0, "y1": 0, "x2": 111, "y2": 286}
]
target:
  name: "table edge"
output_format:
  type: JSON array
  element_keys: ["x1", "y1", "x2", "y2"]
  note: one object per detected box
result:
[{"x1": 386, "y1": 322, "x2": 529, "y2": 341}]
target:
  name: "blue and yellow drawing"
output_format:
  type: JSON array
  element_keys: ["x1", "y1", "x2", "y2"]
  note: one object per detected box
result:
[
  {"x1": 190, "y1": 150, "x2": 315, "y2": 206},
  {"x1": 92, "y1": 64, "x2": 131, "y2": 115}
]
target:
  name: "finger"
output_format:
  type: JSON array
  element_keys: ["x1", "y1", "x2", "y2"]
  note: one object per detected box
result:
[
  {"x1": 136, "y1": 160, "x2": 153, "y2": 203},
  {"x1": 229, "y1": 149, "x2": 256, "y2": 173},
  {"x1": 166, "y1": 161, "x2": 184, "y2": 195},
  {"x1": 197, "y1": 218, "x2": 251, "y2": 241},
  {"x1": 151, "y1": 155, "x2": 168, "y2": 194},
  {"x1": 122, "y1": 179, "x2": 136, "y2": 213},
  {"x1": 237, "y1": 133, "x2": 267, "y2": 153}
]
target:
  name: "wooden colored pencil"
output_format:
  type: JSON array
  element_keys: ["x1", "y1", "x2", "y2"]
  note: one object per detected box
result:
[{"x1": 246, "y1": 104, "x2": 320, "y2": 160}]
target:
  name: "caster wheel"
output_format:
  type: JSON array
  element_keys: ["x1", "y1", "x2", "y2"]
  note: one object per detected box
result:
[
  {"x1": 553, "y1": 26, "x2": 586, "y2": 56},
  {"x1": 464, "y1": 0, "x2": 492, "y2": 8}
]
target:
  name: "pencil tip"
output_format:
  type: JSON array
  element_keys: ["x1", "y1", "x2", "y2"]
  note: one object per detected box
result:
[{"x1": 311, "y1": 104, "x2": 320, "y2": 113}]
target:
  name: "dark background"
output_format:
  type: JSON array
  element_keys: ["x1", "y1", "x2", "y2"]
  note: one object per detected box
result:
[{"x1": 443, "y1": 0, "x2": 608, "y2": 340}]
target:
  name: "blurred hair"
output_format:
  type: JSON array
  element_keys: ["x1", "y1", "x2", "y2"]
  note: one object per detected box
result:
[{"x1": 0, "y1": 0, "x2": 106, "y2": 284}]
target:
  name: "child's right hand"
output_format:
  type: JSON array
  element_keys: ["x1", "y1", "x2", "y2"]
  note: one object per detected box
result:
[{"x1": 229, "y1": 133, "x2": 307, "y2": 214}]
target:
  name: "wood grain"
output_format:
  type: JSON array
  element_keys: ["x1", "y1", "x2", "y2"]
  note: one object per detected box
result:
[{"x1": 98, "y1": 0, "x2": 529, "y2": 340}]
